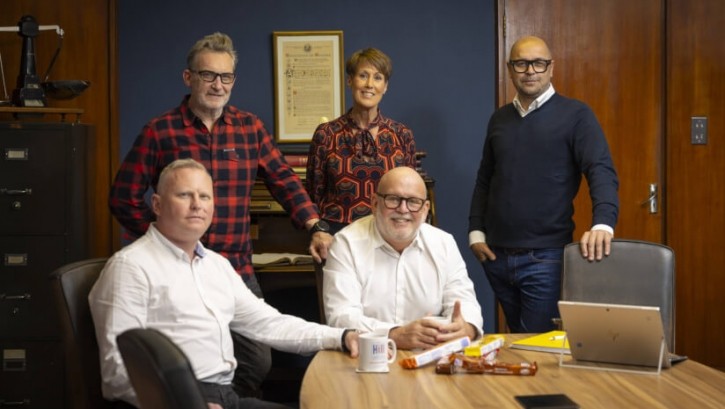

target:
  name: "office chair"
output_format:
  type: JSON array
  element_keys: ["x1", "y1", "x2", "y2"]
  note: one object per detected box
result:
[
  {"x1": 560, "y1": 239, "x2": 676, "y2": 350},
  {"x1": 50, "y1": 258, "x2": 117, "y2": 409},
  {"x1": 117, "y1": 328, "x2": 207, "y2": 409}
]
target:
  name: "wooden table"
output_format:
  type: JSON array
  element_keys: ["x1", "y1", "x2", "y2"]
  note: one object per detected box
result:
[{"x1": 300, "y1": 334, "x2": 725, "y2": 408}]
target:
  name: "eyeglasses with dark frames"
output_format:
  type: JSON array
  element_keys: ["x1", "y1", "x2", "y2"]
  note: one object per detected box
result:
[
  {"x1": 190, "y1": 70, "x2": 236, "y2": 84},
  {"x1": 508, "y1": 59, "x2": 552, "y2": 74},
  {"x1": 376, "y1": 192, "x2": 426, "y2": 212}
]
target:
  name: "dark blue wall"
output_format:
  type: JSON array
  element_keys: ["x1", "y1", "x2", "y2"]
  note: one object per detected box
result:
[{"x1": 118, "y1": 0, "x2": 498, "y2": 333}]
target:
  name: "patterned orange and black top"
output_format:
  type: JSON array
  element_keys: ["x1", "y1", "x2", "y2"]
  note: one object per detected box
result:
[{"x1": 306, "y1": 109, "x2": 417, "y2": 225}]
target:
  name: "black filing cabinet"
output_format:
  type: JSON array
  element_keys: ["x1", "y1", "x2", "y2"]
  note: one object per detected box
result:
[{"x1": 0, "y1": 122, "x2": 91, "y2": 408}]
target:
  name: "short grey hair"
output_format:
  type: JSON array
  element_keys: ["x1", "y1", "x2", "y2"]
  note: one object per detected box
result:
[{"x1": 186, "y1": 32, "x2": 238, "y2": 69}]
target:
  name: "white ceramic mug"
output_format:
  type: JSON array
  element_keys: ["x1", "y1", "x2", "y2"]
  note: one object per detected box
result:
[{"x1": 357, "y1": 332, "x2": 397, "y2": 373}]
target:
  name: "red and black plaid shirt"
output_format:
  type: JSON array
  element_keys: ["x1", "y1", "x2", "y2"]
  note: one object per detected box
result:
[{"x1": 109, "y1": 96, "x2": 318, "y2": 279}]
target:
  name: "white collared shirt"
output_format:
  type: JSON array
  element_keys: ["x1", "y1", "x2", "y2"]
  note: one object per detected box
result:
[
  {"x1": 512, "y1": 83, "x2": 556, "y2": 117},
  {"x1": 323, "y1": 216, "x2": 483, "y2": 336},
  {"x1": 89, "y1": 224, "x2": 343, "y2": 406}
]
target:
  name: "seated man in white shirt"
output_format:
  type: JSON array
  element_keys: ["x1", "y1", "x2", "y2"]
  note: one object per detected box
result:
[
  {"x1": 323, "y1": 166, "x2": 484, "y2": 350},
  {"x1": 90, "y1": 158, "x2": 359, "y2": 409}
]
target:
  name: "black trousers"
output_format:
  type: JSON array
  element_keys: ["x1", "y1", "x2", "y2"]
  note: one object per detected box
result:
[
  {"x1": 233, "y1": 274, "x2": 272, "y2": 398},
  {"x1": 199, "y1": 383, "x2": 291, "y2": 409}
]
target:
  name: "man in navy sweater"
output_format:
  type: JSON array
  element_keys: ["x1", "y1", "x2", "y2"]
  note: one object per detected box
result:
[{"x1": 468, "y1": 36, "x2": 619, "y2": 333}]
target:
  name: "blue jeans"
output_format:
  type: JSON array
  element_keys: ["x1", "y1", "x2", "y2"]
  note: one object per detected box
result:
[{"x1": 482, "y1": 247, "x2": 563, "y2": 333}]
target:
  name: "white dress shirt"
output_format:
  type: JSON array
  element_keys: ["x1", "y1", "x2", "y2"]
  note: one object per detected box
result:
[
  {"x1": 323, "y1": 216, "x2": 483, "y2": 336},
  {"x1": 89, "y1": 224, "x2": 343, "y2": 406}
]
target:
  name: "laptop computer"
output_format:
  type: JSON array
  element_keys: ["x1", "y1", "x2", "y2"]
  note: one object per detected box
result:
[{"x1": 557, "y1": 301, "x2": 678, "y2": 374}]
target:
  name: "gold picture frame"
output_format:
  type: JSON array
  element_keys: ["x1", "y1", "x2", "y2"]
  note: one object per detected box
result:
[{"x1": 273, "y1": 30, "x2": 344, "y2": 143}]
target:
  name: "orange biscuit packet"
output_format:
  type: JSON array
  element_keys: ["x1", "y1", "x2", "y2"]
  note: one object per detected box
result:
[{"x1": 435, "y1": 353, "x2": 538, "y2": 376}]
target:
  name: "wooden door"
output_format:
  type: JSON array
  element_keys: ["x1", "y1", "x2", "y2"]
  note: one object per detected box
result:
[{"x1": 498, "y1": 0, "x2": 665, "y2": 243}]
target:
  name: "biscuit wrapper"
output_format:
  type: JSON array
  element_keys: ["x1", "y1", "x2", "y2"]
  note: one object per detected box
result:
[
  {"x1": 398, "y1": 336, "x2": 471, "y2": 369},
  {"x1": 463, "y1": 334, "x2": 505, "y2": 359},
  {"x1": 435, "y1": 353, "x2": 538, "y2": 376}
]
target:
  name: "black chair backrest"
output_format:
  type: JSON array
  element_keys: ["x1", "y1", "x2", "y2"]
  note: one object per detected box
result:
[
  {"x1": 50, "y1": 258, "x2": 113, "y2": 409},
  {"x1": 117, "y1": 328, "x2": 207, "y2": 409},
  {"x1": 561, "y1": 239, "x2": 675, "y2": 350}
]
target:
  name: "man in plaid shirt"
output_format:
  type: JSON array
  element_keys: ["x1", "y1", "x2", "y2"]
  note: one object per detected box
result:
[{"x1": 109, "y1": 32, "x2": 333, "y2": 400}]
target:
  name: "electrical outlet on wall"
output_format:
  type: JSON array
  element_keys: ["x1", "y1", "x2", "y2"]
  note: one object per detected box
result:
[{"x1": 691, "y1": 117, "x2": 708, "y2": 145}]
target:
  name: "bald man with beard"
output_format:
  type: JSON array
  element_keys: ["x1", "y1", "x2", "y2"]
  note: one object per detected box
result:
[{"x1": 323, "y1": 167, "x2": 484, "y2": 350}]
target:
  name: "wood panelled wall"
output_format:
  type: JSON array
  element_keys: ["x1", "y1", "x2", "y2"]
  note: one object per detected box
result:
[
  {"x1": 666, "y1": 0, "x2": 725, "y2": 369},
  {"x1": 0, "y1": 0, "x2": 117, "y2": 258},
  {"x1": 1, "y1": 0, "x2": 723, "y2": 369}
]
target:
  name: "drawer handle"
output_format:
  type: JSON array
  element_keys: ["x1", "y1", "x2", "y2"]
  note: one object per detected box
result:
[
  {"x1": 0, "y1": 293, "x2": 32, "y2": 301},
  {"x1": 0, "y1": 188, "x2": 32, "y2": 196},
  {"x1": 0, "y1": 399, "x2": 31, "y2": 406},
  {"x1": 4, "y1": 254, "x2": 28, "y2": 266}
]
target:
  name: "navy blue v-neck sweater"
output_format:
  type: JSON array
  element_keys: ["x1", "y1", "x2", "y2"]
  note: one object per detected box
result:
[{"x1": 469, "y1": 93, "x2": 619, "y2": 248}]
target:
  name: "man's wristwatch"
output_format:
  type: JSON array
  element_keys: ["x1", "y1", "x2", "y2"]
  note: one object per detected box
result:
[
  {"x1": 310, "y1": 220, "x2": 330, "y2": 235},
  {"x1": 340, "y1": 328, "x2": 358, "y2": 353}
]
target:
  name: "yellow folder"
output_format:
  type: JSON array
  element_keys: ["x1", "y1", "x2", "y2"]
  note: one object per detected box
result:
[{"x1": 510, "y1": 330, "x2": 571, "y2": 354}]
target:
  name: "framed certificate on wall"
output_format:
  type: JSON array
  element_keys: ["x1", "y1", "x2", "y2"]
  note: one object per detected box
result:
[{"x1": 272, "y1": 30, "x2": 344, "y2": 143}]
